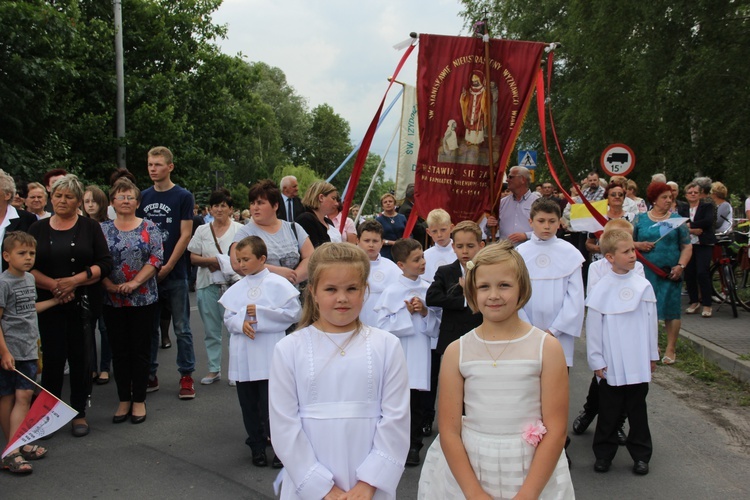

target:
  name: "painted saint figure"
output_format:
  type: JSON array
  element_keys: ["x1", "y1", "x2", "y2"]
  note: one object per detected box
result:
[{"x1": 459, "y1": 70, "x2": 487, "y2": 145}]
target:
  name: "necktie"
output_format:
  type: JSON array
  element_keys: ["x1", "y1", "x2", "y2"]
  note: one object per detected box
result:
[{"x1": 287, "y1": 198, "x2": 293, "y2": 222}]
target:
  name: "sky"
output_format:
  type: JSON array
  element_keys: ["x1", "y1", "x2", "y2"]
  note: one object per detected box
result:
[{"x1": 211, "y1": 0, "x2": 468, "y2": 183}]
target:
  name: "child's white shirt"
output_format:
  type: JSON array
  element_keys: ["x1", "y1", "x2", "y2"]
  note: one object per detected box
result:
[
  {"x1": 423, "y1": 240, "x2": 454, "y2": 283},
  {"x1": 374, "y1": 275, "x2": 439, "y2": 390},
  {"x1": 361, "y1": 255, "x2": 402, "y2": 328},
  {"x1": 586, "y1": 269, "x2": 659, "y2": 386},
  {"x1": 219, "y1": 268, "x2": 301, "y2": 381},
  {"x1": 517, "y1": 235, "x2": 585, "y2": 367}
]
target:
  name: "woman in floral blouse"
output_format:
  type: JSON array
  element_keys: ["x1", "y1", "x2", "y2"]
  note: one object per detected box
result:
[{"x1": 100, "y1": 178, "x2": 163, "y2": 425}]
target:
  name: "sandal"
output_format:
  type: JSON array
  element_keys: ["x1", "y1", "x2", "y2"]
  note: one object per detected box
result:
[
  {"x1": 686, "y1": 303, "x2": 700, "y2": 314},
  {"x1": 20, "y1": 444, "x2": 47, "y2": 461},
  {"x1": 2, "y1": 452, "x2": 33, "y2": 474},
  {"x1": 701, "y1": 308, "x2": 713, "y2": 318},
  {"x1": 661, "y1": 355, "x2": 676, "y2": 365}
]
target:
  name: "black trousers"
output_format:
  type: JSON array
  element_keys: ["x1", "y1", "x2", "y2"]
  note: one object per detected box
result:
[
  {"x1": 104, "y1": 304, "x2": 156, "y2": 403},
  {"x1": 685, "y1": 244, "x2": 714, "y2": 307},
  {"x1": 410, "y1": 389, "x2": 425, "y2": 450},
  {"x1": 38, "y1": 306, "x2": 93, "y2": 418},
  {"x1": 593, "y1": 381, "x2": 652, "y2": 463},
  {"x1": 236, "y1": 380, "x2": 270, "y2": 454}
]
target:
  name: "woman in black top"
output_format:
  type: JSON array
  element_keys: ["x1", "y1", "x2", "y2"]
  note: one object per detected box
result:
[
  {"x1": 680, "y1": 178, "x2": 717, "y2": 317},
  {"x1": 29, "y1": 175, "x2": 112, "y2": 437},
  {"x1": 295, "y1": 180, "x2": 340, "y2": 248}
]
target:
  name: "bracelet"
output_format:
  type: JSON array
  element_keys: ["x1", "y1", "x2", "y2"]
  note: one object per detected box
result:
[
  {"x1": 85, "y1": 266, "x2": 93, "y2": 279},
  {"x1": 677, "y1": 263, "x2": 685, "y2": 269}
]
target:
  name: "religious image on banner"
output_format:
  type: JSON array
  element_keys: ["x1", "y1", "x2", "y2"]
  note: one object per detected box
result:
[{"x1": 415, "y1": 35, "x2": 547, "y2": 223}]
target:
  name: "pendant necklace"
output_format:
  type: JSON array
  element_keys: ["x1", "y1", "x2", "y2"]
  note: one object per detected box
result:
[
  {"x1": 320, "y1": 329, "x2": 355, "y2": 356},
  {"x1": 246, "y1": 274, "x2": 268, "y2": 300},
  {"x1": 480, "y1": 326, "x2": 520, "y2": 367}
]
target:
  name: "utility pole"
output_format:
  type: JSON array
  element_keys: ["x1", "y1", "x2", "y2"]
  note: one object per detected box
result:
[{"x1": 114, "y1": 0, "x2": 126, "y2": 169}]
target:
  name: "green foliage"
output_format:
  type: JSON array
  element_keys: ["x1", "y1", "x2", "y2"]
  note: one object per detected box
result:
[
  {"x1": 462, "y1": 0, "x2": 750, "y2": 196},
  {"x1": 305, "y1": 104, "x2": 353, "y2": 178}
]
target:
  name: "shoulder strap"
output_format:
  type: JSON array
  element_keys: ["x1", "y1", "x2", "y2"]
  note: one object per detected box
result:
[{"x1": 209, "y1": 223, "x2": 223, "y2": 254}]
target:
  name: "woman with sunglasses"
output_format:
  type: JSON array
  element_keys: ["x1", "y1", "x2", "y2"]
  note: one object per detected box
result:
[{"x1": 586, "y1": 183, "x2": 635, "y2": 261}]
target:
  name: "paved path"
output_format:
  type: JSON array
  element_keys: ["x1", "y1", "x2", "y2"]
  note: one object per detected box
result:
[{"x1": 2, "y1": 294, "x2": 749, "y2": 498}]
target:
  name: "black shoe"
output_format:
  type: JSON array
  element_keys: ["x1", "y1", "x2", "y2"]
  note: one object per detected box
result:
[
  {"x1": 112, "y1": 413, "x2": 130, "y2": 424},
  {"x1": 405, "y1": 447, "x2": 421, "y2": 466},
  {"x1": 252, "y1": 452, "x2": 267, "y2": 467},
  {"x1": 271, "y1": 455, "x2": 283, "y2": 469},
  {"x1": 422, "y1": 421, "x2": 432, "y2": 437},
  {"x1": 617, "y1": 426, "x2": 627, "y2": 446},
  {"x1": 572, "y1": 410, "x2": 595, "y2": 435},
  {"x1": 72, "y1": 422, "x2": 90, "y2": 438},
  {"x1": 594, "y1": 458, "x2": 611, "y2": 472},
  {"x1": 131, "y1": 405, "x2": 147, "y2": 424},
  {"x1": 633, "y1": 460, "x2": 649, "y2": 475}
]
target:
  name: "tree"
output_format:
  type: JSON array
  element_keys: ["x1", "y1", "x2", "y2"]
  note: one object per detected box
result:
[{"x1": 305, "y1": 104, "x2": 353, "y2": 177}]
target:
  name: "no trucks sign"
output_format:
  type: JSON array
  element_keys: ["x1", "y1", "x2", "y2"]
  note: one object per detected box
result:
[{"x1": 600, "y1": 143, "x2": 635, "y2": 177}]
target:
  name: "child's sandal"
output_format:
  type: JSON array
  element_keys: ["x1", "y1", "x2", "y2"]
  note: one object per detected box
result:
[
  {"x1": 20, "y1": 444, "x2": 47, "y2": 461},
  {"x1": 2, "y1": 452, "x2": 33, "y2": 474}
]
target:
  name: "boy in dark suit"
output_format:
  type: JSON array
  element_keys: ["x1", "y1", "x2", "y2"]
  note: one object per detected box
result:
[{"x1": 423, "y1": 221, "x2": 484, "y2": 434}]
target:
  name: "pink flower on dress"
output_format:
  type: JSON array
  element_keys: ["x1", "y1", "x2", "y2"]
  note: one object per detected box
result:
[{"x1": 522, "y1": 420, "x2": 547, "y2": 447}]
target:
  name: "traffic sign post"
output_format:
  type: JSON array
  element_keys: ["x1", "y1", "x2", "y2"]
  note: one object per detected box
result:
[
  {"x1": 518, "y1": 150, "x2": 537, "y2": 170},
  {"x1": 600, "y1": 143, "x2": 635, "y2": 177}
]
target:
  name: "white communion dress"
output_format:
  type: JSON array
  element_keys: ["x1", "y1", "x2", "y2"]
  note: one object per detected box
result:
[{"x1": 418, "y1": 327, "x2": 575, "y2": 499}]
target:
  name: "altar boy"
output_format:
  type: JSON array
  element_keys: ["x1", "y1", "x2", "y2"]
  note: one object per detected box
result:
[
  {"x1": 375, "y1": 238, "x2": 438, "y2": 467},
  {"x1": 517, "y1": 198, "x2": 584, "y2": 367},
  {"x1": 218, "y1": 236, "x2": 301, "y2": 468},
  {"x1": 586, "y1": 229, "x2": 658, "y2": 476},
  {"x1": 356, "y1": 220, "x2": 401, "y2": 328}
]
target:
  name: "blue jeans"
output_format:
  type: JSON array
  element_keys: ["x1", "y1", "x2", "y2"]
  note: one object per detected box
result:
[
  {"x1": 97, "y1": 314, "x2": 112, "y2": 373},
  {"x1": 151, "y1": 278, "x2": 195, "y2": 376},
  {"x1": 196, "y1": 285, "x2": 225, "y2": 373}
]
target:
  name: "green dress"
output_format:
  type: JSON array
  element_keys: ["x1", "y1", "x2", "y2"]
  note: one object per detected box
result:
[{"x1": 633, "y1": 213, "x2": 690, "y2": 320}]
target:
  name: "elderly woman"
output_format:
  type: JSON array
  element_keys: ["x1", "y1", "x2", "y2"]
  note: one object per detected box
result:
[
  {"x1": 24, "y1": 182, "x2": 51, "y2": 220},
  {"x1": 232, "y1": 179, "x2": 313, "y2": 286},
  {"x1": 376, "y1": 192, "x2": 408, "y2": 261},
  {"x1": 626, "y1": 180, "x2": 647, "y2": 213},
  {"x1": 680, "y1": 178, "x2": 716, "y2": 318},
  {"x1": 711, "y1": 182, "x2": 733, "y2": 234},
  {"x1": 295, "y1": 180, "x2": 341, "y2": 247},
  {"x1": 633, "y1": 182, "x2": 692, "y2": 365},
  {"x1": 187, "y1": 188, "x2": 243, "y2": 386},
  {"x1": 100, "y1": 178, "x2": 162, "y2": 425},
  {"x1": 586, "y1": 182, "x2": 636, "y2": 261},
  {"x1": 0, "y1": 171, "x2": 37, "y2": 255},
  {"x1": 29, "y1": 174, "x2": 112, "y2": 436}
]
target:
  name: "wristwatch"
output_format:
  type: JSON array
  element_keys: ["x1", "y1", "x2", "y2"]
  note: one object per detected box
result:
[{"x1": 677, "y1": 263, "x2": 685, "y2": 269}]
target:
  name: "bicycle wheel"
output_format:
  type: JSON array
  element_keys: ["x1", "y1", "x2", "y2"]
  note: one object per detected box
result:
[
  {"x1": 721, "y1": 263, "x2": 739, "y2": 317},
  {"x1": 734, "y1": 264, "x2": 750, "y2": 312}
]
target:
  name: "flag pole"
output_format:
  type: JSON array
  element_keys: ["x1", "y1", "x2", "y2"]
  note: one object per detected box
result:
[
  {"x1": 14, "y1": 368, "x2": 76, "y2": 411},
  {"x1": 481, "y1": 19, "x2": 497, "y2": 242}
]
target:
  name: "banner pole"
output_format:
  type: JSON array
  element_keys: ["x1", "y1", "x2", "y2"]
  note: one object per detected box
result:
[
  {"x1": 482, "y1": 20, "x2": 497, "y2": 242},
  {"x1": 13, "y1": 368, "x2": 77, "y2": 412}
]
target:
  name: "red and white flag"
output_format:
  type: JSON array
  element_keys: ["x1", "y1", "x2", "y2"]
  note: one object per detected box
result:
[{"x1": 2, "y1": 373, "x2": 77, "y2": 458}]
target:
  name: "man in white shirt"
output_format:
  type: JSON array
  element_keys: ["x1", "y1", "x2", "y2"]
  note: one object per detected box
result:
[
  {"x1": 276, "y1": 176, "x2": 304, "y2": 223},
  {"x1": 485, "y1": 165, "x2": 540, "y2": 245}
]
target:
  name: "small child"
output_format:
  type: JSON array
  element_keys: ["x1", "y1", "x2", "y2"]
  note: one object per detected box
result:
[
  {"x1": 422, "y1": 221, "x2": 485, "y2": 437},
  {"x1": 375, "y1": 239, "x2": 439, "y2": 466},
  {"x1": 269, "y1": 243, "x2": 410, "y2": 499},
  {"x1": 418, "y1": 241, "x2": 574, "y2": 498},
  {"x1": 517, "y1": 198, "x2": 584, "y2": 368},
  {"x1": 586, "y1": 229, "x2": 658, "y2": 475},
  {"x1": 423, "y1": 209, "x2": 455, "y2": 283},
  {"x1": 0, "y1": 232, "x2": 59, "y2": 474},
  {"x1": 573, "y1": 218, "x2": 645, "y2": 438},
  {"x1": 218, "y1": 236, "x2": 301, "y2": 468},
  {"x1": 356, "y1": 220, "x2": 402, "y2": 328}
]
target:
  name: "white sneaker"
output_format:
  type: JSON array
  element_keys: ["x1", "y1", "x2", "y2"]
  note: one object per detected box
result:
[
  {"x1": 228, "y1": 380, "x2": 237, "y2": 387},
  {"x1": 200, "y1": 373, "x2": 221, "y2": 385}
]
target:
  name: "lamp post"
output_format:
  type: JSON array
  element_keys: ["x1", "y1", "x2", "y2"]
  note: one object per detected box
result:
[{"x1": 114, "y1": 0, "x2": 126, "y2": 168}]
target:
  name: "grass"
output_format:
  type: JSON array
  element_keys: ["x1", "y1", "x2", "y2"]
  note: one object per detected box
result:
[{"x1": 659, "y1": 328, "x2": 750, "y2": 406}]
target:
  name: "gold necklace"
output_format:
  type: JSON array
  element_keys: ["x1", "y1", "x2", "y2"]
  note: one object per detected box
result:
[
  {"x1": 319, "y1": 329, "x2": 355, "y2": 356},
  {"x1": 479, "y1": 326, "x2": 521, "y2": 367}
]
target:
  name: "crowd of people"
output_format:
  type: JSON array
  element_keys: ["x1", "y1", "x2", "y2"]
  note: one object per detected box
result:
[{"x1": 0, "y1": 150, "x2": 747, "y2": 500}]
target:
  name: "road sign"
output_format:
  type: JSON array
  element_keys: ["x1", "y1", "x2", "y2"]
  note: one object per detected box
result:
[
  {"x1": 518, "y1": 150, "x2": 537, "y2": 169},
  {"x1": 600, "y1": 143, "x2": 635, "y2": 176}
]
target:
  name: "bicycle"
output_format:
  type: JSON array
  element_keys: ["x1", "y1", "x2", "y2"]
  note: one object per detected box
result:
[{"x1": 710, "y1": 219, "x2": 750, "y2": 316}]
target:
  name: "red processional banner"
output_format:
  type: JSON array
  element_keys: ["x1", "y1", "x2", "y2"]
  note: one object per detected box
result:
[{"x1": 414, "y1": 35, "x2": 547, "y2": 222}]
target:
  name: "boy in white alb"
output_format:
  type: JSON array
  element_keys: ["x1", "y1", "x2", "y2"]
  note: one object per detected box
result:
[
  {"x1": 517, "y1": 198, "x2": 584, "y2": 367},
  {"x1": 375, "y1": 238, "x2": 438, "y2": 467},
  {"x1": 573, "y1": 219, "x2": 644, "y2": 439},
  {"x1": 357, "y1": 220, "x2": 402, "y2": 328},
  {"x1": 422, "y1": 209, "x2": 454, "y2": 284},
  {"x1": 586, "y1": 229, "x2": 658, "y2": 476},
  {"x1": 218, "y1": 236, "x2": 301, "y2": 468}
]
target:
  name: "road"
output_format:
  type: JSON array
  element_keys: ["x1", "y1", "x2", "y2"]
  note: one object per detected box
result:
[{"x1": 2, "y1": 296, "x2": 749, "y2": 498}]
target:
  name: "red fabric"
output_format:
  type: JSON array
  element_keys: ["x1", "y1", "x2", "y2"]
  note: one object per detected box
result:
[
  {"x1": 414, "y1": 35, "x2": 546, "y2": 223},
  {"x1": 340, "y1": 43, "x2": 417, "y2": 233}
]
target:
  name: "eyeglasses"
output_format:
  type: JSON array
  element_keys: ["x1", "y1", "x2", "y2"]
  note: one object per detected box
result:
[
  {"x1": 114, "y1": 195, "x2": 136, "y2": 202},
  {"x1": 686, "y1": 191, "x2": 699, "y2": 195},
  {"x1": 507, "y1": 175, "x2": 517, "y2": 180},
  {"x1": 608, "y1": 192, "x2": 625, "y2": 198}
]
